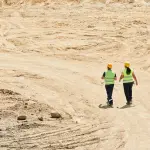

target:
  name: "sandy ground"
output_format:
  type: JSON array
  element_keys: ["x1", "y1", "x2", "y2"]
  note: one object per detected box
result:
[{"x1": 0, "y1": 1, "x2": 150, "y2": 150}]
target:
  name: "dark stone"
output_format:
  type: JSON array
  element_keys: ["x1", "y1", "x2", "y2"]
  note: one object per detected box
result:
[{"x1": 17, "y1": 116, "x2": 27, "y2": 120}]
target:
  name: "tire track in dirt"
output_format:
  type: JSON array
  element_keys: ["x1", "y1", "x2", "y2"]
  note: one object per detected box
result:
[{"x1": 0, "y1": 61, "x2": 127, "y2": 150}]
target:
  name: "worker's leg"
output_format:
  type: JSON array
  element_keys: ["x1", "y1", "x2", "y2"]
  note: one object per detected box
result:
[
  {"x1": 105, "y1": 85, "x2": 109, "y2": 102},
  {"x1": 105, "y1": 84, "x2": 114, "y2": 105},
  {"x1": 129, "y1": 82, "x2": 134, "y2": 102},
  {"x1": 123, "y1": 83, "x2": 130, "y2": 103},
  {"x1": 109, "y1": 84, "x2": 114, "y2": 105}
]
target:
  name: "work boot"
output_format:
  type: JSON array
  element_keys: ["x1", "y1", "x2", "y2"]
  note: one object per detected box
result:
[
  {"x1": 107, "y1": 101, "x2": 113, "y2": 107},
  {"x1": 126, "y1": 101, "x2": 131, "y2": 105},
  {"x1": 106, "y1": 101, "x2": 109, "y2": 106},
  {"x1": 109, "y1": 103, "x2": 113, "y2": 107},
  {"x1": 109, "y1": 99, "x2": 113, "y2": 106}
]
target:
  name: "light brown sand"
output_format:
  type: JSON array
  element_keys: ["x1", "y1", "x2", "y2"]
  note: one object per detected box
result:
[{"x1": 0, "y1": 0, "x2": 150, "y2": 149}]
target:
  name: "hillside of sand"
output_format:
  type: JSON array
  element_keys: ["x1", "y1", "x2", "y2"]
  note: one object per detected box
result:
[{"x1": 0, "y1": 1, "x2": 150, "y2": 150}]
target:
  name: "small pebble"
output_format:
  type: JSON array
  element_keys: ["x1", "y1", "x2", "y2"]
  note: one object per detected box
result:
[
  {"x1": 24, "y1": 106, "x2": 27, "y2": 108},
  {"x1": 38, "y1": 117, "x2": 43, "y2": 121}
]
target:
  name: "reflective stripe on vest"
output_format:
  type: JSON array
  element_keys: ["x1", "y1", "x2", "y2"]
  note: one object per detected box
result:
[
  {"x1": 104, "y1": 70, "x2": 115, "y2": 85},
  {"x1": 123, "y1": 69, "x2": 133, "y2": 83}
]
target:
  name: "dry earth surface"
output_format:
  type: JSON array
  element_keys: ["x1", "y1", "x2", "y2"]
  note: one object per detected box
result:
[{"x1": 0, "y1": 0, "x2": 150, "y2": 149}]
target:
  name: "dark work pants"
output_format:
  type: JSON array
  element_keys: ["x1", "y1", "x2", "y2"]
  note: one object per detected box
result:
[
  {"x1": 105, "y1": 84, "x2": 114, "y2": 105},
  {"x1": 123, "y1": 82, "x2": 134, "y2": 102}
]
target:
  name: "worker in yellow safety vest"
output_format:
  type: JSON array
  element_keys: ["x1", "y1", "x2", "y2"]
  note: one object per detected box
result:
[
  {"x1": 101, "y1": 64, "x2": 117, "y2": 106},
  {"x1": 119, "y1": 62, "x2": 138, "y2": 105}
]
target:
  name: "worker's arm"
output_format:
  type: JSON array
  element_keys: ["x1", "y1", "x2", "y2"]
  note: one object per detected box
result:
[
  {"x1": 114, "y1": 74, "x2": 117, "y2": 80},
  {"x1": 119, "y1": 73, "x2": 124, "y2": 82},
  {"x1": 101, "y1": 72, "x2": 105, "y2": 79},
  {"x1": 132, "y1": 72, "x2": 138, "y2": 85}
]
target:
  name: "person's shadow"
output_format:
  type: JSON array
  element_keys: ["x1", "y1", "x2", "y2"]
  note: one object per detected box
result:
[
  {"x1": 119, "y1": 105, "x2": 135, "y2": 109},
  {"x1": 98, "y1": 104, "x2": 113, "y2": 109}
]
